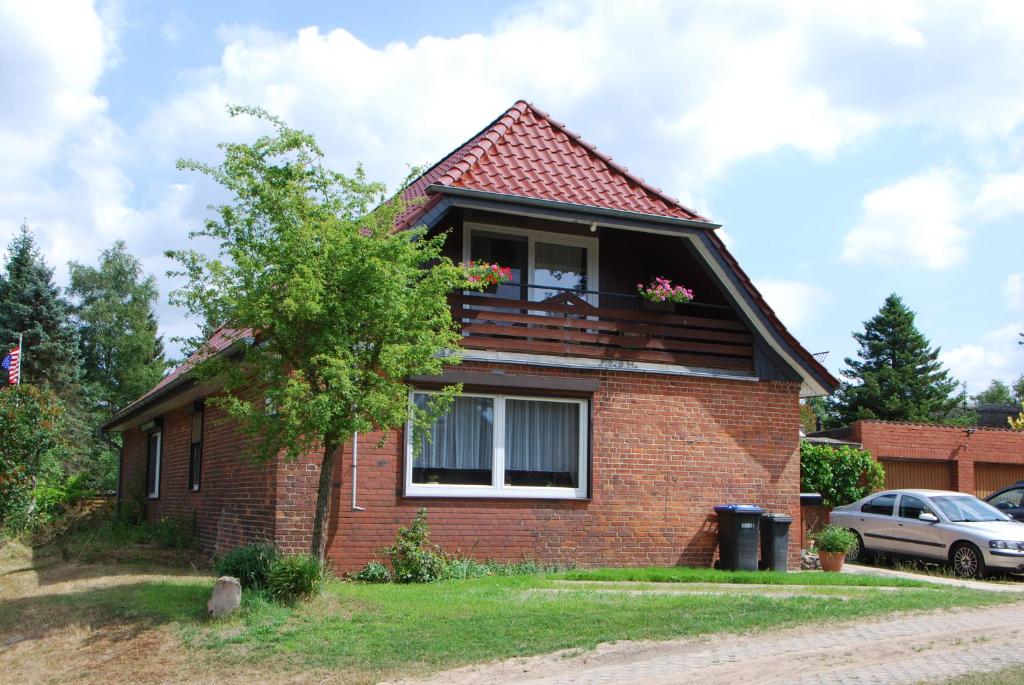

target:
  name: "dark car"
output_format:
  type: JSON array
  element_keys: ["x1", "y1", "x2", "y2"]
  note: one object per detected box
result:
[{"x1": 986, "y1": 481, "x2": 1024, "y2": 522}]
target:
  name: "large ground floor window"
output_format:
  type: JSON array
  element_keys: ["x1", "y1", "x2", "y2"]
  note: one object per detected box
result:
[{"x1": 406, "y1": 391, "x2": 588, "y2": 499}]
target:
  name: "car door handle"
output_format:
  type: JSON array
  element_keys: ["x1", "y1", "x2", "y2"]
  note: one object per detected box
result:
[{"x1": 896, "y1": 522, "x2": 905, "y2": 527}]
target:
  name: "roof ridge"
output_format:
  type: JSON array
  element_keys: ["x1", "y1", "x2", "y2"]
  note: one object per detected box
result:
[{"x1": 436, "y1": 101, "x2": 529, "y2": 187}]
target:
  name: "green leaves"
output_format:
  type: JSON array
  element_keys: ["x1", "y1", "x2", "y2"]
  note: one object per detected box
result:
[
  {"x1": 167, "y1": 106, "x2": 467, "y2": 466},
  {"x1": 800, "y1": 441, "x2": 884, "y2": 507}
]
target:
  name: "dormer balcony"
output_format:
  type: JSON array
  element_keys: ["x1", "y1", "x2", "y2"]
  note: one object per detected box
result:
[{"x1": 452, "y1": 282, "x2": 754, "y2": 373}]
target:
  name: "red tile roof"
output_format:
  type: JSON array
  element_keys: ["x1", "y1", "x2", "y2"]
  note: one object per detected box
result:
[
  {"x1": 397, "y1": 101, "x2": 709, "y2": 230},
  {"x1": 106, "y1": 326, "x2": 251, "y2": 425}
]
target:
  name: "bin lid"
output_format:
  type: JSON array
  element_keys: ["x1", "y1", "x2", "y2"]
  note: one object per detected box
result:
[
  {"x1": 714, "y1": 504, "x2": 763, "y2": 513},
  {"x1": 760, "y1": 513, "x2": 794, "y2": 522}
]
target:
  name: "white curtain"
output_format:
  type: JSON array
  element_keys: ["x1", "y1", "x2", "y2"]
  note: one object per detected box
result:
[
  {"x1": 415, "y1": 395, "x2": 493, "y2": 469},
  {"x1": 505, "y1": 400, "x2": 578, "y2": 474}
]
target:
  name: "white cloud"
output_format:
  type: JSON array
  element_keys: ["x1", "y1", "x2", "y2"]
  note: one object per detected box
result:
[
  {"x1": 1006, "y1": 273, "x2": 1024, "y2": 313},
  {"x1": 841, "y1": 168, "x2": 968, "y2": 269},
  {"x1": 7, "y1": 0, "x2": 1024, "y2": 357},
  {"x1": 941, "y1": 323, "x2": 1024, "y2": 394},
  {"x1": 754, "y1": 279, "x2": 827, "y2": 330},
  {"x1": 975, "y1": 172, "x2": 1024, "y2": 221}
]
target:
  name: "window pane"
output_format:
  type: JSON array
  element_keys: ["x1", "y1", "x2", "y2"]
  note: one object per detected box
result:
[
  {"x1": 861, "y1": 494, "x2": 895, "y2": 516},
  {"x1": 147, "y1": 432, "x2": 161, "y2": 497},
  {"x1": 534, "y1": 242, "x2": 587, "y2": 301},
  {"x1": 505, "y1": 399, "x2": 579, "y2": 488},
  {"x1": 412, "y1": 395, "x2": 494, "y2": 485},
  {"x1": 898, "y1": 495, "x2": 931, "y2": 519},
  {"x1": 990, "y1": 488, "x2": 1024, "y2": 508},
  {"x1": 469, "y1": 232, "x2": 527, "y2": 299},
  {"x1": 191, "y1": 408, "x2": 203, "y2": 443}
]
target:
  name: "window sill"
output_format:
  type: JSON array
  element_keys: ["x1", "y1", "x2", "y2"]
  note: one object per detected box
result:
[{"x1": 404, "y1": 485, "x2": 588, "y2": 501}]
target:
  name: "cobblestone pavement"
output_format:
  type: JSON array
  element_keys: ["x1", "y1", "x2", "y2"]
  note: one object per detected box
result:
[{"x1": 394, "y1": 603, "x2": 1024, "y2": 685}]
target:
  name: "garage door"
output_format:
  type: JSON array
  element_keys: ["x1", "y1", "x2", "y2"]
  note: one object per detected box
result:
[
  {"x1": 879, "y1": 459, "x2": 952, "y2": 491},
  {"x1": 974, "y1": 463, "x2": 1024, "y2": 499}
]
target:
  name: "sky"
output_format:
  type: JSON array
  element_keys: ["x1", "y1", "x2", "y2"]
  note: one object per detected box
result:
[{"x1": 1, "y1": 0, "x2": 1022, "y2": 393}]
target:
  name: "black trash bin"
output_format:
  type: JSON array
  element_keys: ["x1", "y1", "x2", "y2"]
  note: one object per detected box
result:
[
  {"x1": 759, "y1": 513, "x2": 794, "y2": 572},
  {"x1": 714, "y1": 504, "x2": 763, "y2": 571}
]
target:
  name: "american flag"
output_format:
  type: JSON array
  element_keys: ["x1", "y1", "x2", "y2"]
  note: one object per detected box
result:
[{"x1": 1, "y1": 345, "x2": 20, "y2": 385}]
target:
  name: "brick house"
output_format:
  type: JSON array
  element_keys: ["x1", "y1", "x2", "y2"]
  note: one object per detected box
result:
[
  {"x1": 105, "y1": 101, "x2": 837, "y2": 571},
  {"x1": 812, "y1": 420, "x2": 1024, "y2": 499}
]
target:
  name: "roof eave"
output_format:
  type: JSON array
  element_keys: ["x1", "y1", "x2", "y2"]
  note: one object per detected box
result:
[
  {"x1": 426, "y1": 185, "x2": 721, "y2": 231},
  {"x1": 100, "y1": 336, "x2": 252, "y2": 432}
]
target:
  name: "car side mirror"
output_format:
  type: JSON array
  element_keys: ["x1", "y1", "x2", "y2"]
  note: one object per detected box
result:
[
  {"x1": 995, "y1": 501, "x2": 1014, "y2": 510},
  {"x1": 918, "y1": 512, "x2": 939, "y2": 523}
]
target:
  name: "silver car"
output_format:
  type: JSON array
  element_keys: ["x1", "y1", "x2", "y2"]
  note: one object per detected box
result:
[{"x1": 829, "y1": 489, "x2": 1024, "y2": 578}]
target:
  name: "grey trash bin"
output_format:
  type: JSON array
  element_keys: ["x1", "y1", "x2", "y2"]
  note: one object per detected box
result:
[
  {"x1": 759, "y1": 513, "x2": 794, "y2": 572},
  {"x1": 714, "y1": 504, "x2": 763, "y2": 571}
]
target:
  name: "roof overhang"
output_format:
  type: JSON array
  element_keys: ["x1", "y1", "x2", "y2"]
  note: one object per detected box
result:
[
  {"x1": 424, "y1": 187, "x2": 836, "y2": 397},
  {"x1": 100, "y1": 336, "x2": 251, "y2": 432}
]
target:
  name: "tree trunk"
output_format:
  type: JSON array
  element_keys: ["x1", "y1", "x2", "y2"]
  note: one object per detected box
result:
[{"x1": 310, "y1": 439, "x2": 339, "y2": 563}]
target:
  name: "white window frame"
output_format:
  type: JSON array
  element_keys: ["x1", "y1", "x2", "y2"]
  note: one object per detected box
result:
[
  {"x1": 405, "y1": 390, "x2": 589, "y2": 500},
  {"x1": 463, "y1": 222, "x2": 600, "y2": 306},
  {"x1": 147, "y1": 431, "x2": 162, "y2": 500}
]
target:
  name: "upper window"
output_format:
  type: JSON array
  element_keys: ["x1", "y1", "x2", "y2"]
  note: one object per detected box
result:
[
  {"x1": 861, "y1": 493, "x2": 896, "y2": 516},
  {"x1": 188, "y1": 402, "x2": 204, "y2": 492},
  {"x1": 898, "y1": 495, "x2": 934, "y2": 519},
  {"x1": 464, "y1": 224, "x2": 598, "y2": 305},
  {"x1": 146, "y1": 431, "x2": 162, "y2": 499},
  {"x1": 406, "y1": 391, "x2": 588, "y2": 499}
]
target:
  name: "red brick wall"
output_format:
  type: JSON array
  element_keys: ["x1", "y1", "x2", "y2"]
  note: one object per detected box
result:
[
  {"x1": 121, "y1": 363, "x2": 803, "y2": 570},
  {"x1": 275, "y1": 362, "x2": 802, "y2": 572},
  {"x1": 120, "y1": 401, "x2": 278, "y2": 552},
  {"x1": 841, "y1": 420, "x2": 1024, "y2": 495}
]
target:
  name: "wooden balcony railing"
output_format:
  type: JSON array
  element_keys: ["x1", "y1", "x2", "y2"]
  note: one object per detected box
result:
[{"x1": 451, "y1": 285, "x2": 754, "y2": 372}]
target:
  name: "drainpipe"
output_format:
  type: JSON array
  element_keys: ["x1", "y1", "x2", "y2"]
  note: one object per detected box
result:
[{"x1": 351, "y1": 431, "x2": 365, "y2": 511}]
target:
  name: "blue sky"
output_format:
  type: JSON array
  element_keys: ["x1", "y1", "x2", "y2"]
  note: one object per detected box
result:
[{"x1": 2, "y1": 0, "x2": 1022, "y2": 392}]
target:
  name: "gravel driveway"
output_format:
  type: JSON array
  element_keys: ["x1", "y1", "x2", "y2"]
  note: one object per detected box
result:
[{"x1": 391, "y1": 602, "x2": 1024, "y2": 685}]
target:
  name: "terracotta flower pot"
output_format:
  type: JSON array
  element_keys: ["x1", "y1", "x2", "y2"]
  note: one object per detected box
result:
[{"x1": 819, "y1": 551, "x2": 846, "y2": 573}]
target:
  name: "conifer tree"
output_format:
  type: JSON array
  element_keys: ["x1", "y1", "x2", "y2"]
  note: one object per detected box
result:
[
  {"x1": 828, "y1": 293, "x2": 964, "y2": 425},
  {"x1": 0, "y1": 223, "x2": 82, "y2": 390}
]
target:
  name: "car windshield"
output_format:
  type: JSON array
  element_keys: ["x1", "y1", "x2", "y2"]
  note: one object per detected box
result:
[{"x1": 929, "y1": 495, "x2": 1010, "y2": 522}]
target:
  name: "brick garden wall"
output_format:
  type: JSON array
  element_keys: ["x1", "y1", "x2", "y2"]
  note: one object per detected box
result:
[
  {"x1": 828, "y1": 420, "x2": 1024, "y2": 495},
  {"x1": 120, "y1": 362, "x2": 803, "y2": 570}
]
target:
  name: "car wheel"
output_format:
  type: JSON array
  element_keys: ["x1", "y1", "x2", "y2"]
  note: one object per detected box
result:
[
  {"x1": 847, "y1": 531, "x2": 872, "y2": 564},
  {"x1": 950, "y1": 542, "x2": 987, "y2": 579}
]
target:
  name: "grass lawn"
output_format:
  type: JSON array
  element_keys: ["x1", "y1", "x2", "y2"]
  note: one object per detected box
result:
[{"x1": 0, "y1": 546, "x2": 1014, "y2": 684}]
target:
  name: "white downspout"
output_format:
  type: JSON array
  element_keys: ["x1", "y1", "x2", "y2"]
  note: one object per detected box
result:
[{"x1": 351, "y1": 431, "x2": 365, "y2": 511}]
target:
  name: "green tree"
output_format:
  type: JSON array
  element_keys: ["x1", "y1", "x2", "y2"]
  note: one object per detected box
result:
[
  {"x1": 800, "y1": 442, "x2": 885, "y2": 507},
  {"x1": 167, "y1": 106, "x2": 479, "y2": 562},
  {"x1": 972, "y1": 379, "x2": 1016, "y2": 405},
  {"x1": 828, "y1": 294, "x2": 964, "y2": 425},
  {"x1": 0, "y1": 223, "x2": 82, "y2": 391},
  {"x1": 67, "y1": 241, "x2": 167, "y2": 413},
  {"x1": 0, "y1": 384, "x2": 70, "y2": 531}
]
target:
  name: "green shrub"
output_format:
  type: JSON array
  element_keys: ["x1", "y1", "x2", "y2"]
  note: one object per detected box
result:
[
  {"x1": 151, "y1": 515, "x2": 197, "y2": 549},
  {"x1": 267, "y1": 554, "x2": 326, "y2": 600},
  {"x1": 214, "y1": 541, "x2": 279, "y2": 590},
  {"x1": 353, "y1": 560, "x2": 392, "y2": 583},
  {"x1": 800, "y1": 442, "x2": 885, "y2": 507},
  {"x1": 814, "y1": 525, "x2": 858, "y2": 554},
  {"x1": 382, "y1": 509, "x2": 448, "y2": 583}
]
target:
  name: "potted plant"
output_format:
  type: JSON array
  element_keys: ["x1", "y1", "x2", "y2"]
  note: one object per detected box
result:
[
  {"x1": 813, "y1": 525, "x2": 857, "y2": 572},
  {"x1": 637, "y1": 277, "x2": 693, "y2": 312}
]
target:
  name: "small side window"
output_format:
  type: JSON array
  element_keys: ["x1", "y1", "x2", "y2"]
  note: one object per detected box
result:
[
  {"x1": 146, "y1": 431, "x2": 162, "y2": 499},
  {"x1": 860, "y1": 493, "x2": 896, "y2": 516},
  {"x1": 188, "y1": 401, "x2": 204, "y2": 492}
]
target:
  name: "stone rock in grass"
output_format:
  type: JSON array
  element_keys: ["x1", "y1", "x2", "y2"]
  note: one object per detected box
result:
[{"x1": 208, "y1": 576, "x2": 242, "y2": 617}]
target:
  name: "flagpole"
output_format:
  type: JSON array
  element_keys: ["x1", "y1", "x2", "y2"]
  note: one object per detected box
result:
[{"x1": 16, "y1": 332, "x2": 21, "y2": 385}]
